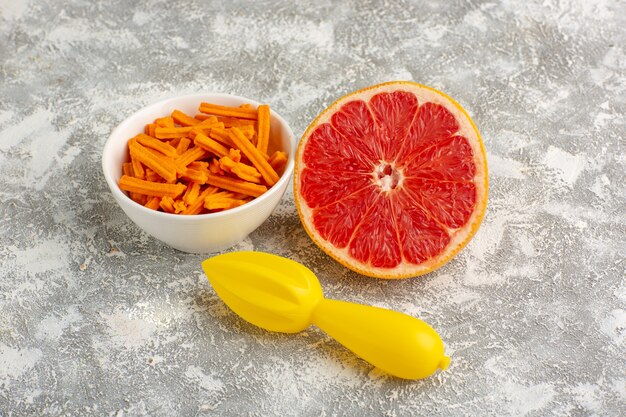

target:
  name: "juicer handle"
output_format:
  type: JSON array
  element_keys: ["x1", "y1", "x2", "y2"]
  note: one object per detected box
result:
[{"x1": 311, "y1": 298, "x2": 450, "y2": 380}]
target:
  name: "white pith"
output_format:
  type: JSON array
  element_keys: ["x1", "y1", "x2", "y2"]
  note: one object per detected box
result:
[{"x1": 373, "y1": 161, "x2": 403, "y2": 192}]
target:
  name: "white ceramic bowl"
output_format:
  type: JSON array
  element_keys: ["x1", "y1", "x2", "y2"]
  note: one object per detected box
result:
[{"x1": 102, "y1": 93, "x2": 295, "y2": 253}]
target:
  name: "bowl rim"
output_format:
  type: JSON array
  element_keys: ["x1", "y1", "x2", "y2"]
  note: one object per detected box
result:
[{"x1": 102, "y1": 92, "x2": 295, "y2": 221}]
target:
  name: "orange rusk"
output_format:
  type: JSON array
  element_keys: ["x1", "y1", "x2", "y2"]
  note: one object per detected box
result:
[
  {"x1": 228, "y1": 127, "x2": 279, "y2": 186},
  {"x1": 145, "y1": 168, "x2": 163, "y2": 183},
  {"x1": 216, "y1": 116, "x2": 255, "y2": 128},
  {"x1": 160, "y1": 196, "x2": 175, "y2": 213},
  {"x1": 182, "y1": 186, "x2": 218, "y2": 215},
  {"x1": 144, "y1": 196, "x2": 161, "y2": 210},
  {"x1": 129, "y1": 139, "x2": 177, "y2": 182},
  {"x1": 135, "y1": 134, "x2": 178, "y2": 158},
  {"x1": 175, "y1": 146, "x2": 208, "y2": 169},
  {"x1": 145, "y1": 123, "x2": 157, "y2": 137},
  {"x1": 155, "y1": 116, "x2": 175, "y2": 128},
  {"x1": 219, "y1": 156, "x2": 262, "y2": 184},
  {"x1": 155, "y1": 126, "x2": 195, "y2": 139},
  {"x1": 199, "y1": 103, "x2": 258, "y2": 120},
  {"x1": 256, "y1": 104, "x2": 270, "y2": 154},
  {"x1": 204, "y1": 172, "x2": 267, "y2": 198},
  {"x1": 173, "y1": 199, "x2": 187, "y2": 214},
  {"x1": 118, "y1": 175, "x2": 186, "y2": 198},
  {"x1": 176, "y1": 137, "x2": 191, "y2": 155},
  {"x1": 130, "y1": 156, "x2": 145, "y2": 180},
  {"x1": 171, "y1": 109, "x2": 200, "y2": 126},
  {"x1": 183, "y1": 181, "x2": 201, "y2": 205},
  {"x1": 204, "y1": 191, "x2": 249, "y2": 210},
  {"x1": 268, "y1": 151, "x2": 288, "y2": 173},
  {"x1": 122, "y1": 162, "x2": 133, "y2": 177},
  {"x1": 194, "y1": 132, "x2": 229, "y2": 158}
]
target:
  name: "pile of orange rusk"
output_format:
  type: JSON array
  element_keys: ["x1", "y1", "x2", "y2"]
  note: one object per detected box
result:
[{"x1": 118, "y1": 102, "x2": 288, "y2": 214}]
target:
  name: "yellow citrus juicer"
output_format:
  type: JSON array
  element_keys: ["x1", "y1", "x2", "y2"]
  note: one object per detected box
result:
[{"x1": 202, "y1": 251, "x2": 450, "y2": 380}]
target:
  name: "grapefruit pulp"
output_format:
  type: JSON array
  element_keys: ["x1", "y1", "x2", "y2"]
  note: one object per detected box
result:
[{"x1": 294, "y1": 81, "x2": 488, "y2": 279}]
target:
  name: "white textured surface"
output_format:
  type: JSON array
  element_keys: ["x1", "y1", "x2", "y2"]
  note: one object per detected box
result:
[{"x1": 0, "y1": 0, "x2": 624, "y2": 416}]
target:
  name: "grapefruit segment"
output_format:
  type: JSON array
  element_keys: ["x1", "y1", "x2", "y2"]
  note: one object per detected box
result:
[
  {"x1": 300, "y1": 168, "x2": 372, "y2": 209},
  {"x1": 312, "y1": 186, "x2": 378, "y2": 249},
  {"x1": 396, "y1": 102, "x2": 459, "y2": 163},
  {"x1": 348, "y1": 197, "x2": 402, "y2": 268},
  {"x1": 393, "y1": 192, "x2": 450, "y2": 264},
  {"x1": 404, "y1": 179, "x2": 477, "y2": 229},
  {"x1": 330, "y1": 100, "x2": 381, "y2": 160},
  {"x1": 369, "y1": 91, "x2": 419, "y2": 159},
  {"x1": 405, "y1": 135, "x2": 476, "y2": 181},
  {"x1": 295, "y1": 81, "x2": 488, "y2": 279},
  {"x1": 304, "y1": 123, "x2": 373, "y2": 173}
]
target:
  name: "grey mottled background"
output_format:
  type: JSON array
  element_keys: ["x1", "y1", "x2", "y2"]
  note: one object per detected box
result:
[{"x1": 1, "y1": 0, "x2": 625, "y2": 416}]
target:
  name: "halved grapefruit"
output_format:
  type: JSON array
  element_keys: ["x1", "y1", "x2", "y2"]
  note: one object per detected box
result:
[{"x1": 294, "y1": 81, "x2": 488, "y2": 279}]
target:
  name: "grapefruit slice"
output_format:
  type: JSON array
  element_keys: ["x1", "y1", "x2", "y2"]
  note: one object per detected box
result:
[{"x1": 294, "y1": 81, "x2": 488, "y2": 279}]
